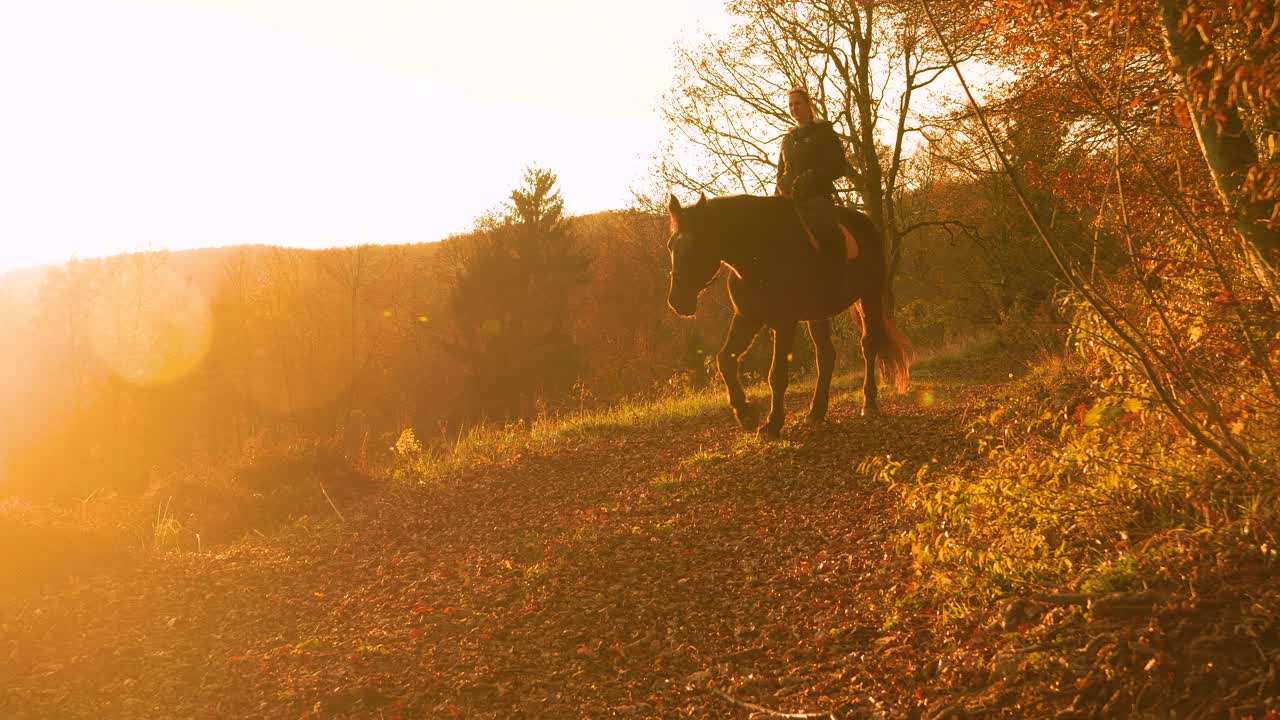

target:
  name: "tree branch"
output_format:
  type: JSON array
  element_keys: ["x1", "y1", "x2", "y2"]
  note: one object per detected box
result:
[{"x1": 900, "y1": 219, "x2": 984, "y2": 243}]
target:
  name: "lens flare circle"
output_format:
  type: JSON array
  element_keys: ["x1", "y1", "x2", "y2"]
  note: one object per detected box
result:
[{"x1": 88, "y1": 260, "x2": 212, "y2": 386}]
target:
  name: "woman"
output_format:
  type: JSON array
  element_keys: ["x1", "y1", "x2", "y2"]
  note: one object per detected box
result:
[{"x1": 776, "y1": 88, "x2": 855, "y2": 299}]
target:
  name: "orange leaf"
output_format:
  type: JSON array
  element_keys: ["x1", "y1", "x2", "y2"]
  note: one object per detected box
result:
[{"x1": 1175, "y1": 103, "x2": 1192, "y2": 129}]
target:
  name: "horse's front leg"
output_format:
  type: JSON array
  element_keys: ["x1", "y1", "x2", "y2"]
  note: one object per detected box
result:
[
  {"x1": 718, "y1": 313, "x2": 763, "y2": 431},
  {"x1": 760, "y1": 322, "x2": 797, "y2": 439},
  {"x1": 805, "y1": 319, "x2": 836, "y2": 423}
]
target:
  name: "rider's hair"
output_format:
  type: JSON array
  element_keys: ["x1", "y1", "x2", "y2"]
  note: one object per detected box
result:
[{"x1": 787, "y1": 87, "x2": 821, "y2": 119}]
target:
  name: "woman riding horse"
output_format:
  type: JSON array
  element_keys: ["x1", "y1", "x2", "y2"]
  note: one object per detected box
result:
[
  {"x1": 665, "y1": 194, "x2": 910, "y2": 438},
  {"x1": 776, "y1": 88, "x2": 858, "y2": 302},
  {"x1": 663, "y1": 89, "x2": 908, "y2": 438}
]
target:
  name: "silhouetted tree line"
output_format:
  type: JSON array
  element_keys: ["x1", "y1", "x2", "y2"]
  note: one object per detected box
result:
[
  {"x1": 0, "y1": 154, "x2": 1080, "y2": 500},
  {"x1": 0, "y1": 170, "x2": 776, "y2": 498}
]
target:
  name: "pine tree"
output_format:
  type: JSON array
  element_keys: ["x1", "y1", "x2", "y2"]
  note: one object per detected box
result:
[{"x1": 447, "y1": 167, "x2": 588, "y2": 422}]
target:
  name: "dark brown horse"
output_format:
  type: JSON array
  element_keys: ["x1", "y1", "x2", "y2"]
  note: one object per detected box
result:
[{"x1": 666, "y1": 193, "x2": 910, "y2": 438}]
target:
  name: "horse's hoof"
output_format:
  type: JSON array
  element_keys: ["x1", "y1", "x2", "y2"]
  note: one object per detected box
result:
[
  {"x1": 861, "y1": 404, "x2": 880, "y2": 417},
  {"x1": 805, "y1": 412, "x2": 827, "y2": 425},
  {"x1": 756, "y1": 425, "x2": 782, "y2": 441},
  {"x1": 734, "y1": 405, "x2": 760, "y2": 431},
  {"x1": 756, "y1": 417, "x2": 784, "y2": 440}
]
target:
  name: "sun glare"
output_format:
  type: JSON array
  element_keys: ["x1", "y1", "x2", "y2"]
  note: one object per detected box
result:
[
  {"x1": 0, "y1": 0, "x2": 732, "y2": 273},
  {"x1": 86, "y1": 259, "x2": 213, "y2": 386}
]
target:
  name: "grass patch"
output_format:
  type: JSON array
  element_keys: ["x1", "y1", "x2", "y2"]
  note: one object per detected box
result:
[
  {"x1": 395, "y1": 335, "x2": 1007, "y2": 485},
  {"x1": 402, "y1": 386, "x2": 736, "y2": 479},
  {"x1": 680, "y1": 449, "x2": 731, "y2": 469},
  {"x1": 150, "y1": 497, "x2": 186, "y2": 554},
  {"x1": 649, "y1": 472, "x2": 690, "y2": 490}
]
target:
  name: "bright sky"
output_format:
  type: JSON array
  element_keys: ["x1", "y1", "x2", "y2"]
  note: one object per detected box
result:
[{"x1": 0, "y1": 0, "x2": 731, "y2": 272}]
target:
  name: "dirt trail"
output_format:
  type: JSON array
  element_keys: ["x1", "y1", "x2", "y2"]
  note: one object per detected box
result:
[{"x1": 1, "y1": 359, "x2": 1005, "y2": 719}]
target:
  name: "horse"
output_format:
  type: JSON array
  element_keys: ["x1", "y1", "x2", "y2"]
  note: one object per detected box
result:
[{"x1": 666, "y1": 192, "x2": 910, "y2": 438}]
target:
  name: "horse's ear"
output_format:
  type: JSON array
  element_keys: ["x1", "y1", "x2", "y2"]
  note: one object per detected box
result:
[
  {"x1": 696, "y1": 192, "x2": 707, "y2": 208},
  {"x1": 668, "y1": 194, "x2": 682, "y2": 214}
]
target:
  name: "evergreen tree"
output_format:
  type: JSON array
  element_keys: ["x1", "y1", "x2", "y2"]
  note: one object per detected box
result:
[{"x1": 447, "y1": 167, "x2": 588, "y2": 422}]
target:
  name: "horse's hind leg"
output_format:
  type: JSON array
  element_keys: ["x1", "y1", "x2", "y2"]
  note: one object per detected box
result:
[
  {"x1": 851, "y1": 300, "x2": 881, "y2": 416},
  {"x1": 761, "y1": 322, "x2": 797, "y2": 439},
  {"x1": 805, "y1": 319, "x2": 835, "y2": 423},
  {"x1": 719, "y1": 313, "x2": 763, "y2": 431}
]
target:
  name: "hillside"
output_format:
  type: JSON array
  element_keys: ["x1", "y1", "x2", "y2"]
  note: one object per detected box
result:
[
  {"x1": 0, "y1": 209, "x2": 752, "y2": 500},
  {"x1": 4, "y1": 342, "x2": 1275, "y2": 719}
]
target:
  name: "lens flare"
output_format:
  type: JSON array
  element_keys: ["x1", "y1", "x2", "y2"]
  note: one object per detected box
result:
[{"x1": 87, "y1": 259, "x2": 212, "y2": 386}]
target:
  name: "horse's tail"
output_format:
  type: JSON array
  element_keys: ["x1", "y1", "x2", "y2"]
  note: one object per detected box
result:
[
  {"x1": 877, "y1": 300, "x2": 912, "y2": 394},
  {"x1": 842, "y1": 207, "x2": 910, "y2": 392},
  {"x1": 851, "y1": 295, "x2": 911, "y2": 393}
]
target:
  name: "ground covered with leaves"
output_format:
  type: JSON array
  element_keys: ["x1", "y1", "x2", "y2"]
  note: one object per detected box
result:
[{"x1": 3, "y1": 345, "x2": 1277, "y2": 719}]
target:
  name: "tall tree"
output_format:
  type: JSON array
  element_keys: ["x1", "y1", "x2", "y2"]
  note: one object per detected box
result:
[
  {"x1": 1157, "y1": 0, "x2": 1279, "y2": 301},
  {"x1": 319, "y1": 244, "x2": 373, "y2": 441},
  {"x1": 446, "y1": 167, "x2": 588, "y2": 422}
]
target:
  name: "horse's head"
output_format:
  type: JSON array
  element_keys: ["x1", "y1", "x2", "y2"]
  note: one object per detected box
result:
[{"x1": 666, "y1": 193, "x2": 720, "y2": 317}]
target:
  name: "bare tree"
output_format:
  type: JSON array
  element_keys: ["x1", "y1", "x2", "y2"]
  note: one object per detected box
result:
[
  {"x1": 320, "y1": 244, "x2": 373, "y2": 442},
  {"x1": 656, "y1": 0, "x2": 986, "y2": 294}
]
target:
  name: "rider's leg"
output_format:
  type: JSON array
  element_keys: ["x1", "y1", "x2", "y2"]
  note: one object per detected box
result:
[{"x1": 799, "y1": 197, "x2": 848, "y2": 300}]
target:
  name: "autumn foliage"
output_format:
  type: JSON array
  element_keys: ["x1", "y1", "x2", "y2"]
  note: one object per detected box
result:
[{"x1": 2, "y1": 2, "x2": 1278, "y2": 717}]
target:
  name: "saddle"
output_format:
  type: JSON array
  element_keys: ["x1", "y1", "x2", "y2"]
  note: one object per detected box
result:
[{"x1": 795, "y1": 211, "x2": 859, "y2": 260}]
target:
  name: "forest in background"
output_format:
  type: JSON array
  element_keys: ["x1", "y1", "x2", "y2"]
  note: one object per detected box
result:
[
  {"x1": 0, "y1": 156, "x2": 1038, "y2": 501},
  {"x1": 0, "y1": 188, "x2": 701, "y2": 498}
]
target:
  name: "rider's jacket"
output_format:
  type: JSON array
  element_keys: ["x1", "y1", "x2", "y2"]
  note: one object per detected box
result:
[{"x1": 776, "y1": 120, "x2": 853, "y2": 200}]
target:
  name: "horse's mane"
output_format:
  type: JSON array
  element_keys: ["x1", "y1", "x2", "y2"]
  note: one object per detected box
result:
[
  {"x1": 699, "y1": 194, "x2": 790, "y2": 220},
  {"x1": 688, "y1": 194, "x2": 799, "y2": 245}
]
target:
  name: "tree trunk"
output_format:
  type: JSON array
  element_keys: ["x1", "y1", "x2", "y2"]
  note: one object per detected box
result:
[{"x1": 1159, "y1": 0, "x2": 1279, "y2": 300}]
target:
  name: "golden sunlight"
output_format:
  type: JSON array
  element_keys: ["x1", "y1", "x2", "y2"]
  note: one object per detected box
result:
[
  {"x1": 4, "y1": 2, "x2": 1279, "y2": 718},
  {"x1": 87, "y1": 258, "x2": 212, "y2": 386},
  {"x1": 0, "y1": 0, "x2": 731, "y2": 273},
  {"x1": 237, "y1": 351, "x2": 353, "y2": 417}
]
